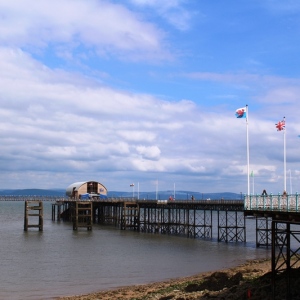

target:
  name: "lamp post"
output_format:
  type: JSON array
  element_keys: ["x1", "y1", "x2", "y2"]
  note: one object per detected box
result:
[{"x1": 130, "y1": 183, "x2": 134, "y2": 197}]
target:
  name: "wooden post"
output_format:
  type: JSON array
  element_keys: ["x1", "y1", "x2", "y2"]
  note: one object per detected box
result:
[
  {"x1": 24, "y1": 201, "x2": 28, "y2": 230},
  {"x1": 72, "y1": 201, "x2": 93, "y2": 231},
  {"x1": 52, "y1": 204, "x2": 56, "y2": 220},
  {"x1": 121, "y1": 202, "x2": 139, "y2": 230},
  {"x1": 24, "y1": 201, "x2": 43, "y2": 231}
]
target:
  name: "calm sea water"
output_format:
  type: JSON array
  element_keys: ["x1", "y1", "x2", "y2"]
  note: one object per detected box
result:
[{"x1": 0, "y1": 201, "x2": 271, "y2": 300}]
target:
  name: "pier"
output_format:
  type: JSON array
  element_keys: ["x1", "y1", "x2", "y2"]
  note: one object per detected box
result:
[
  {"x1": 52, "y1": 199, "x2": 246, "y2": 242},
  {"x1": 1, "y1": 193, "x2": 299, "y2": 243}
]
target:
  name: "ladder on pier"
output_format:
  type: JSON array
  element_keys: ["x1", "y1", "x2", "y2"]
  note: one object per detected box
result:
[
  {"x1": 121, "y1": 202, "x2": 139, "y2": 230},
  {"x1": 72, "y1": 201, "x2": 93, "y2": 231},
  {"x1": 24, "y1": 201, "x2": 43, "y2": 231}
]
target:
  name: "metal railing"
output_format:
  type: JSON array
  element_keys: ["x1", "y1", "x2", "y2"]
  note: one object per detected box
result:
[
  {"x1": 0, "y1": 195, "x2": 68, "y2": 201},
  {"x1": 244, "y1": 193, "x2": 300, "y2": 212}
]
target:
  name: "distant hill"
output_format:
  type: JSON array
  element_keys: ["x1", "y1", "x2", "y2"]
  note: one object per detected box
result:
[
  {"x1": 108, "y1": 190, "x2": 242, "y2": 200},
  {"x1": 0, "y1": 189, "x2": 242, "y2": 200},
  {"x1": 0, "y1": 189, "x2": 66, "y2": 196}
]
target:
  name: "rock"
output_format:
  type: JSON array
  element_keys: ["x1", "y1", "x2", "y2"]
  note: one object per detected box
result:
[
  {"x1": 158, "y1": 295, "x2": 174, "y2": 300},
  {"x1": 184, "y1": 283, "x2": 201, "y2": 292}
]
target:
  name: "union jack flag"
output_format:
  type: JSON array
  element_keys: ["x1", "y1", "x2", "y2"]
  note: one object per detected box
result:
[{"x1": 275, "y1": 120, "x2": 285, "y2": 131}]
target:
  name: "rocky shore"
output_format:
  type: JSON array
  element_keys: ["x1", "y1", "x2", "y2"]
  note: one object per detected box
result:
[{"x1": 58, "y1": 258, "x2": 300, "y2": 300}]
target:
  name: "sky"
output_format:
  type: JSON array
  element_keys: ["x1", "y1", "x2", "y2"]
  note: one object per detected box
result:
[{"x1": 1, "y1": 0, "x2": 300, "y2": 195}]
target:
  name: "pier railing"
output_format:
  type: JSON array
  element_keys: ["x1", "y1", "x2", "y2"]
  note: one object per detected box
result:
[
  {"x1": 0, "y1": 195, "x2": 69, "y2": 201},
  {"x1": 244, "y1": 193, "x2": 300, "y2": 212},
  {"x1": 0, "y1": 196, "x2": 242, "y2": 203},
  {"x1": 5, "y1": 194, "x2": 300, "y2": 213}
]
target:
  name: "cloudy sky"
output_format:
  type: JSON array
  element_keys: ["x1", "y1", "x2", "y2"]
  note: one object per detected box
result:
[{"x1": 1, "y1": 0, "x2": 300, "y2": 194}]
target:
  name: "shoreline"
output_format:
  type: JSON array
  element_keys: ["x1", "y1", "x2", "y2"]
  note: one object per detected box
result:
[{"x1": 57, "y1": 258, "x2": 273, "y2": 300}]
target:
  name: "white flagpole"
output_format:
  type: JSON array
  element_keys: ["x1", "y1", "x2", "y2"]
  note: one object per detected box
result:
[
  {"x1": 252, "y1": 172, "x2": 254, "y2": 195},
  {"x1": 156, "y1": 180, "x2": 158, "y2": 200},
  {"x1": 289, "y1": 170, "x2": 292, "y2": 195},
  {"x1": 173, "y1": 183, "x2": 176, "y2": 200},
  {"x1": 283, "y1": 116, "x2": 286, "y2": 192},
  {"x1": 246, "y1": 105, "x2": 250, "y2": 197},
  {"x1": 138, "y1": 182, "x2": 139, "y2": 200}
]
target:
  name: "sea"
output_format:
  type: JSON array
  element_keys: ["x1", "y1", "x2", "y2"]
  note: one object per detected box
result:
[{"x1": 0, "y1": 201, "x2": 271, "y2": 300}]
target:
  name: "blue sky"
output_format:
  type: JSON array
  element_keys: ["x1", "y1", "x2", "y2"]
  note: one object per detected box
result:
[{"x1": 1, "y1": 0, "x2": 300, "y2": 194}]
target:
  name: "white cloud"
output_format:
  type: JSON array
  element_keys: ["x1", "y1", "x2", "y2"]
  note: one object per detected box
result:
[
  {"x1": 1, "y1": 48, "x2": 298, "y2": 193},
  {"x1": 0, "y1": 0, "x2": 170, "y2": 61},
  {"x1": 136, "y1": 145, "x2": 161, "y2": 160}
]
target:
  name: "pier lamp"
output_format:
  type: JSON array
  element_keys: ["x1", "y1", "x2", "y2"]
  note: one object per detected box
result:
[{"x1": 130, "y1": 183, "x2": 134, "y2": 197}]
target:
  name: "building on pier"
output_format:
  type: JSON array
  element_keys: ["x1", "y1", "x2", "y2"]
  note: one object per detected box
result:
[{"x1": 66, "y1": 181, "x2": 107, "y2": 200}]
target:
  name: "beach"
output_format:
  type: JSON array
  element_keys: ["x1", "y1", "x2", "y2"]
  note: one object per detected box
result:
[{"x1": 58, "y1": 258, "x2": 281, "y2": 300}]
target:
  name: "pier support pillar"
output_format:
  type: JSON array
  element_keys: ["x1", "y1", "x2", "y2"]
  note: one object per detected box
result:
[
  {"x1": 121, "y1": 202, "x2": 139, "y2": 230},
  {"x1": 24, "y1": 200, "x2": 43, "y2": 231},
  {"x1": 272, "y1": 220, "x2": 300, "y2": 300},
  {"x1": 188, "y1": 209, "x2": 212, "y2": 239},
  {"x1": 256, "y1": 216, "x2": 272, "y2": 247},
  {"x1": 72, "y1": 201, "x2": 93, "y2": 231},
  {"x1": 217, "y1": 210, "x2": 245, "y2": 242}
]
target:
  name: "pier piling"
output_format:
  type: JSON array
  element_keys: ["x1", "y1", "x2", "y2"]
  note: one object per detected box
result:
[
  {"x1": 121, "y1": 202, "x2": 139, "y2": 230},
  {"x1": 24, "y1": 200, "x2": 43, "y2": 231},
  {"x1": 72, "y1": 201, "x2": 93, "y2": 231}
]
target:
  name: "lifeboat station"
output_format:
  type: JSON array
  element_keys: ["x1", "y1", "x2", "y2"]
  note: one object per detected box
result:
[{"x1": 65, "y1": 181, "x2": 108, "y2": 200}]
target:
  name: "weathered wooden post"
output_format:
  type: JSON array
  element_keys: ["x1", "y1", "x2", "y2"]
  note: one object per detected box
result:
[
  {"x1": 24, "y1": 200, "x2": 43, "y2": 231},
  {"x1": 73, "y1": 201, "x2": 93, "y2": 231}
]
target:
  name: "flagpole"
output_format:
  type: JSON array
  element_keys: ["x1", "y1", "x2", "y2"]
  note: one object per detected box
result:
[
  {"x1": 283, "y1": 116, "x2": 286, "y2": 192},
  {"x1": 289, "y1": 169, "x2": 292, "y2": 194},
  {"x1": 173, "y1": 183, "x2": 176, "y2": 200},
  {"x1": 252, "y1": 172, "x2": 254, "y2": 195},
  {"x1": 246, "y1": 105, "x2": 250, "y2": 196}
]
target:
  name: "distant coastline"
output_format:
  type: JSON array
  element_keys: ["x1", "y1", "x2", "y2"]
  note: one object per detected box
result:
[{"x1": 0, "y1": 188, "x2": 242, "y2": 200}]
